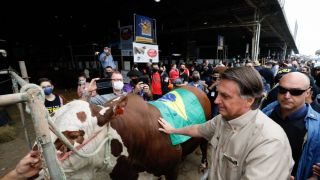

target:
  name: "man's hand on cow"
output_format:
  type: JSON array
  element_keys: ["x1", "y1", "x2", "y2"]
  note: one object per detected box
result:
[
  {"x1": 158, "y1": 117, "x2": 175, "y2": 134},
  {"x1": 2, "y1": 150, "x2": 42, "y2": 180}
]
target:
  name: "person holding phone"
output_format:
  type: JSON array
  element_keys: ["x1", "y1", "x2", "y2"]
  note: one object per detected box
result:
[
  {"x1": 124, "y1": 70, "x2": 152, "y2": 101},
  {"x1": 86, "y1": 71, "x2": 127, "y2": 105},
  {"x1": 96, "y1": 46, "x2": 116, "y2": 74}
]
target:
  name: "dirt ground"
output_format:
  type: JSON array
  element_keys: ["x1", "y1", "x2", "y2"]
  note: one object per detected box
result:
[
  {"x1": 0, "y1": 104, "x2": 36, "y2": 177},
  {"x1": 0, "y1": 89, "x2": 211, "y2": 179}
]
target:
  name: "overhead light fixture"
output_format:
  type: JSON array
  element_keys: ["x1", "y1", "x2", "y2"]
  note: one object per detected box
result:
[
  {"x1": 0, "y1": 49, "x2": 7, "y2": 57},
  {"x1": 203, "y1": 21, "x2": 208, "y2": 25},
  {"x1": 155, "y1": 0, "x2": 161, "y2": 2},
  {"x1": 172, "y1": 53, "x2": 181, "y2": 57}
]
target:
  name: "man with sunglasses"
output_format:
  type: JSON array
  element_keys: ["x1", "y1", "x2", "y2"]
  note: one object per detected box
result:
[{"x1": 262, "y1": 72, "x2": 320, "y2": 180}]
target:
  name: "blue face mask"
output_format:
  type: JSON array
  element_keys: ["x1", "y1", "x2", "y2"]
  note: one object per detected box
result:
[{"x1": 43, "y1": 87, "x2": 53, "y2": 95}]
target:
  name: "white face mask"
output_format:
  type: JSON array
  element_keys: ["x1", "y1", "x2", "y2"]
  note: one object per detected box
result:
[
  {"x1": 78, "y1": 79, "x2": 86, "y2": 85},
  {"x1": 113, "y1": 81, "x2": 124, "y2": 90}
]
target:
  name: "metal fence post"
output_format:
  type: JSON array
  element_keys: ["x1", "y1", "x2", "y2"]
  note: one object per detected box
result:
[
  {"x1": 0, "y1": 69, "x2": 65, "y2": 179},
  {"x1": 26, "y1": 87, "x2": 65, "y2": 180},
  {"x1": 11, "y1": 78, "x2": 32, "y2": 149}
]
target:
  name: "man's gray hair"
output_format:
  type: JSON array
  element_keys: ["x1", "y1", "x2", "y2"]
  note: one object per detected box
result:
[{"x1": 221, "y1": 67, "x2": 264, "y2": 110}]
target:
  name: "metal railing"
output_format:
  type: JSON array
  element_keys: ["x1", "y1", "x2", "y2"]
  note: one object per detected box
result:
[{"x1": 0, "y1": 65, "x2": 65, "y2": 180}]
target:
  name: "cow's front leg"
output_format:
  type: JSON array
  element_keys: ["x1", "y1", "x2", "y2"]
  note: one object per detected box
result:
[
  {"x1": 109, "y1": 156, "x2": 139, "y2": 180},
  {"x1": 164, "y1": 165, "x2": 179, "y2": 180}
]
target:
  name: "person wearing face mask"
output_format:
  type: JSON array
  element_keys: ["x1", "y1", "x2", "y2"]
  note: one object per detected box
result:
[
  {"x1": 123, "y1": 69, "x2": 152, "y2": 101},
  {"x1": 178, "y1": 64, "x2": 189, "y2": 85},
  {"x1": 88, "y1": 71, "x2": 127, "y2": 106},
  {"x1": 159, "y1": 65, "x2": 169, "y2": 95},
  {"x1": 95, "y1": 46, "x2": 116, "y2": 77},
  {"x1": 180, "y1": 62, "x2": 189, "y2": 77},
  {"x1": 124, "y1": 69, "x2": 142, "y2": 93},
  {"x1": 76, "y1": 73, "x2": 97, "y2": 98},
  {"x1": 104, "y1": 66, "x2": 114, "y2": 78},
  {"x1": 187, "y1": 71, "x2": 207, "y2": 93},
  {"x1": 38, "y1": 78, "x2": 65, "y2": 116},
  {"x1": 151, "y1": 63, "x2": 162, "y2": 100}
]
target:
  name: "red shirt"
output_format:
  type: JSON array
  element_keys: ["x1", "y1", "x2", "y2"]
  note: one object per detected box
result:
[
  {"x1": 184, "y1": 68, "x2": 190, "y2": 77},
  {"x1": 169, "y1": 69, "x2": 179, "y2": 82},
  {"x1": 152, "y1": 72, "x2": 162, "y2": 95}
]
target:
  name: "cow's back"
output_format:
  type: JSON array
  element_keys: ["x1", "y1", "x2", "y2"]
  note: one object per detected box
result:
[
  {"x1": 109, "y1": 87, "x2": 211, "y2": 177},
  {"x1": 109, "y1": 94, "x2": 182, "y2": 177}
]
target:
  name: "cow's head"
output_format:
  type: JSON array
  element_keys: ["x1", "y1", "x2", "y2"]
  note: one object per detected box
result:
[
  {"x1": 90, "y1": 95, "x2": 128, "y2": 127},
  {"x1": 54, "y1": 130, "x2": 85, "y2": 154}
]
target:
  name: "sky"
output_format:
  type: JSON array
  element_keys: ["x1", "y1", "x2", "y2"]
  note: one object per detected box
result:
[{"x1": 284, "y1": 0, "x2": 320, "y2": 55}]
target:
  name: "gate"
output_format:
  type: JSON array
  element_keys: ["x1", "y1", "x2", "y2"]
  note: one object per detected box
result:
[{"x1": 0, "y1": 62, "x2": 65, "y2": 180}]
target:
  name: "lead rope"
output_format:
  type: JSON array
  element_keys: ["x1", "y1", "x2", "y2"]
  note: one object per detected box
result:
[
  {"x1": 103, "y1": 123, "x2": 114, "y2": 167},
  {"x1": 36, "y1": 142, "x2": 50, "y2": 180}
]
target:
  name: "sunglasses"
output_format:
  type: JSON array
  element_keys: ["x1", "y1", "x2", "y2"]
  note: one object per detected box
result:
[{"x1": 278, "y1": 86, "x2": 309, "y2": 96}]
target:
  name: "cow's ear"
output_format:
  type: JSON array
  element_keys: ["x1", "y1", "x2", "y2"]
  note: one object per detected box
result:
[
  {"x1": 90, "y1": 104, "x2": 110, "y2": 126},
  {"x1": 113, "y1": 96, "x2": 128, "y2": 116}
]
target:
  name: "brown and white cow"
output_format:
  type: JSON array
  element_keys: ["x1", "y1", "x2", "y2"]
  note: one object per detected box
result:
[{"x1": 51, "y1": 86, "x2": 211, "y2": 179}]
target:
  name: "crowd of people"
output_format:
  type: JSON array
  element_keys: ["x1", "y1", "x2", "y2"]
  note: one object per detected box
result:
[{"x1": 3, "y1": 47, "x2": 320, "y2": 179}]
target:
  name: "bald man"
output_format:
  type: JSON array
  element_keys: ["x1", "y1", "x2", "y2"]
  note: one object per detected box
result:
[{"x1": 262, "y1": 72, "x2": 320, "y2": 180}]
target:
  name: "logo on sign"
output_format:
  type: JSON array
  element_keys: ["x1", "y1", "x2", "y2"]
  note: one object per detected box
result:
[
  {"x1": 121, "y1": 27, "x2": 132, "y2": 40},
  {"x1": 147, "y1": 49, "x2": 157, "y2": 57}
]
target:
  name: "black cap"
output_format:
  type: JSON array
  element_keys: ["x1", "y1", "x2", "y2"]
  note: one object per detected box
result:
[
  {"x1": 275, "y1": 67, "x2": 297, "y2": 83},
  {"x1": 127, "y1": 70, "x2": 142, "y2": 77}
]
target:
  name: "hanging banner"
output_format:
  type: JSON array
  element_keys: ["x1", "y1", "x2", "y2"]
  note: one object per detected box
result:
[
  {"x1": 133, "y1": 42, "x2": 159, "y2": 63},
  {"x1": 217, "y1": 35, "x2": 224, "y2": 50},
  {"x1": 134, "y1": 14, "x2": 155, "y2": 44}
]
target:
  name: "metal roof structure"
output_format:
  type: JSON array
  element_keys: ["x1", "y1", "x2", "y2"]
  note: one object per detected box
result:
[{"x1": 1, "y1": 0, "x2": 298, "y2": 63}]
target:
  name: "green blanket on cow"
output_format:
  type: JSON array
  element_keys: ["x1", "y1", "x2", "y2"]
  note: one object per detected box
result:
[{"x1": 149, "y1": 88, "x2": 206, "y2": 145}]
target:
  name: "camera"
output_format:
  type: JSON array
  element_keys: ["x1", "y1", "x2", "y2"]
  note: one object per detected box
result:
[{"x1": 96, "y1": 78, "x2": 113, "y2": 95}]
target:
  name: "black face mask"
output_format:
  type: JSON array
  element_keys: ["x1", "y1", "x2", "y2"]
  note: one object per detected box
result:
[
  {"x1": 193, "y1": 76, "x2": 200, "y2": 81},
  {"x1": 159, "y1": 70, "x2": 163, "y2": 74},
  {"x1": 152, "y1": 68, "x2": 159, "y2": 73},
  {"x1": 131, "y1": 78, "x2": 139, "y2": 85},
  {"x1": 179, "y1": 68, "x2": 185, "y2": 72},
  {"x1": 105, "y1": 72, "x2": 113, "y2": 78}
]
